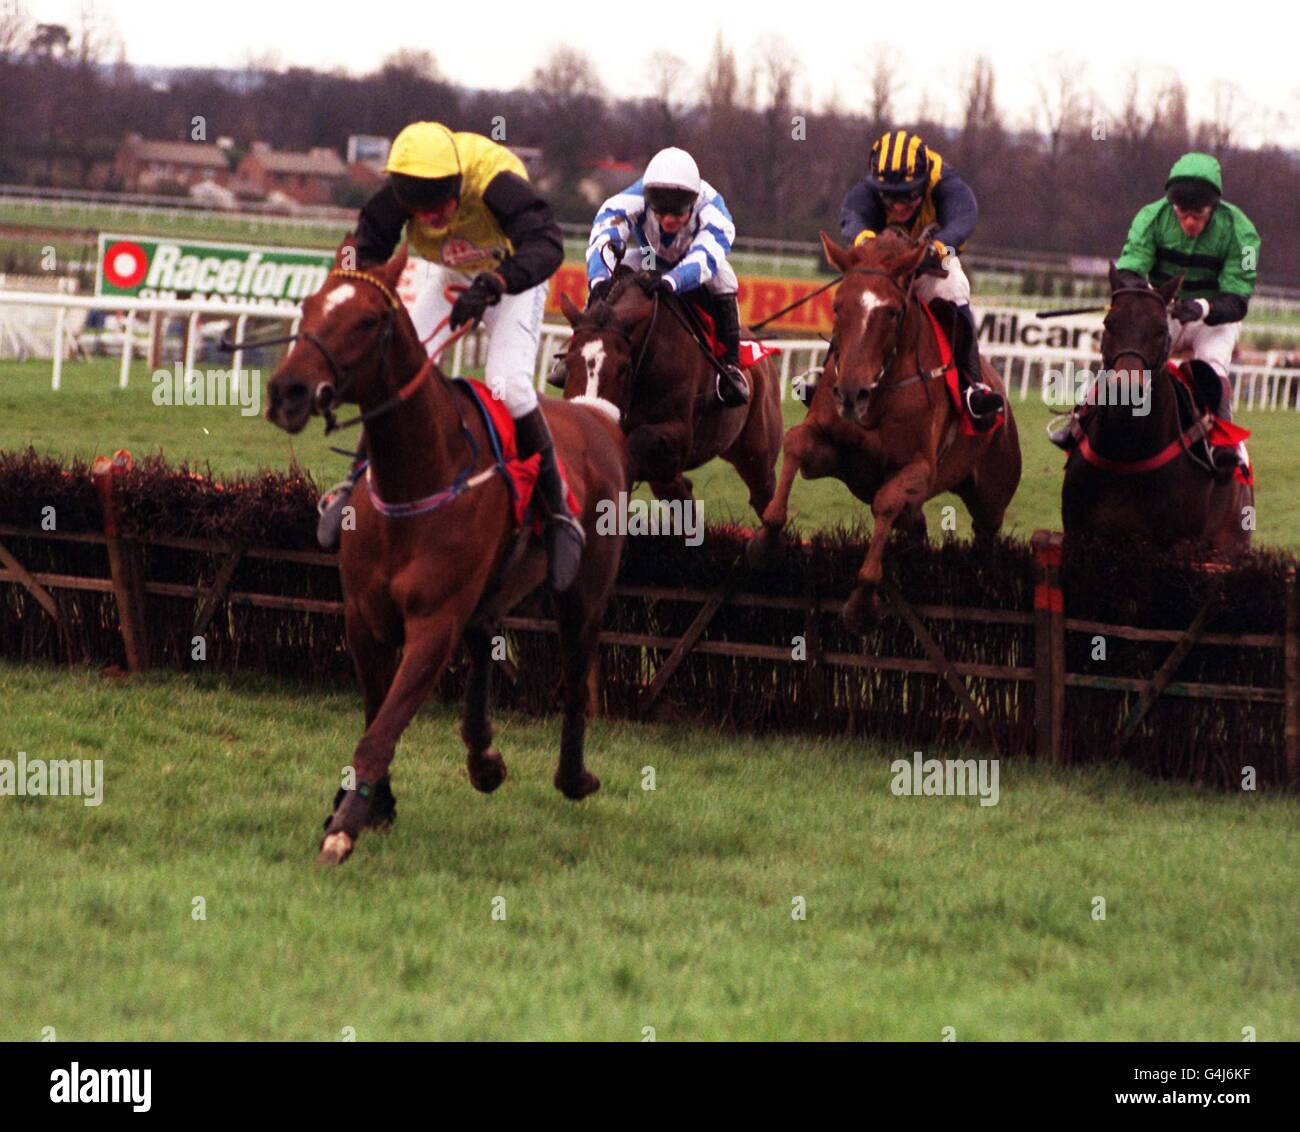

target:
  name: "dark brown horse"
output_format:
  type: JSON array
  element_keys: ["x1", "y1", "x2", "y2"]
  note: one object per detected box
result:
[
  {"x1": 749, "y1": 228, "x2": 1022, "y2": 628},
  {"x1": 265, "y1": 242, "x2": 627, "y2": 865},
  {"x1": 1061, "y1": 265, "x2": 1252, "y2": 549},
  {"x1": 556, "y1": 267, "x2": 783, "y2": 521}
]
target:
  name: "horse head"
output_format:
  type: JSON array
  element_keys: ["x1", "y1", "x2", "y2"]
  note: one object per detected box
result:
[
  {"x1": 1101, "y1": 261, "x2": 1182, "y2": 386},
  {"x1": 820, "y1": 227, "x2": 940, "y2": 425},
  {"x1": 557, "y1": 265, "x2": 655, "y2": 424},
  {"x1": 266, "y1": 238, "x2": 422, "y2": 434}
]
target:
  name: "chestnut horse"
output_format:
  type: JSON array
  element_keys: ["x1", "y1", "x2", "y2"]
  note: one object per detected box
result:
[
  {"x1": 556, "y1": 267, "x2": 782, "y2": 522},
  {"x1": 749, "y1": 228, "x2": 1022, "y2": 628},
  {"x1": 1061, "y1": 265, "x2": 1252, "y2": 549},
  {"x1": 265, "y1": 242, "x2": 627, "y2": 865}
]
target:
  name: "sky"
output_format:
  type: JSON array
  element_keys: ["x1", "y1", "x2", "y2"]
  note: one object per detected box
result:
[{"x1": 25, "y1": 0, "x2": 1300, "y2": 148}]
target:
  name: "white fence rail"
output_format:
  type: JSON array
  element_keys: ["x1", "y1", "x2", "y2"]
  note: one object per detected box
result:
[{"x1": 3, "y1": 289, "x2": 1299, "y2": 412}]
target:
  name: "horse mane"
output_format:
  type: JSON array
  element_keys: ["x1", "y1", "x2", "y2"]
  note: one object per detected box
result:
[
  {"x1": 581, "y1": 265, "x2": 642, "y2": 330},
  {"x1": 853, "y1": 226, "x2": 927, "y2": 276}
]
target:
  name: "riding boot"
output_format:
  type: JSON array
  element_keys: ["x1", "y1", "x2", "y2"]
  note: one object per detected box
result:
[
  {"x1": 317, "y1": 439, "x2": 367, "y2": 550},
  {"x1": 1187, "y1": 358, "x2": 1245, "y2": 477},
  {"x1": 710, "y1": 293, "x2": 751, "y2": 408},
  {"x1": 930, "y1": 298, "x2": 1002, "y2": 432},
  {"x1": 513, "y1": 406, "x2": 586, "y2": 591}
]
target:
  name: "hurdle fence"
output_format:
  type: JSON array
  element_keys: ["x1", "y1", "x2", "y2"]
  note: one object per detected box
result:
[{"x1": 0, "y1": 453, "x2": 1293, "y2": 790}]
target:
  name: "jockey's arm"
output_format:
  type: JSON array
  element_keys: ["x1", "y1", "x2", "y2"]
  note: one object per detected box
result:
[
  {"x1": 1206, "y1": 211, "x2": 1260, "y2": 325},
  {"x1": 586, "y1": 194, "x2": 637, "y2": 285},
  {"x1": 482, "y1": 171, "x2": 565, "y2": 293},
  {"x1": 1115, "y1": 203, "x2": 1159, "y2": 287},
  {"x1": 355, "y1": 183, "x2": 407, "y2": 265},
  {"x1": 930, "y1": 169, "x2": 978, "y2": 250},
  {"x1": 662, "y1": 192, "x2": 735, "y2": 293},
  {"x1": 840, "y1": 181, "x2": 883, "y2": 245}
]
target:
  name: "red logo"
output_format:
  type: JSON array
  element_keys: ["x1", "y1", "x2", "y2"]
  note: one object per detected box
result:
[
  {"x1": 442, "y1": 238, "x2": 497, "y2": 267},
  {"x1": 103, "y1": 241, "x2": 148, "y2": 289}
]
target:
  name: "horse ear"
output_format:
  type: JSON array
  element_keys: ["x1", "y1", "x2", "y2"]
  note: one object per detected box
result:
[
  {"x1": 1108, "y1": 261, "x2": 1122, "y2": 293},
  {"x1": 820, "y1": 231, "x2": 854, "y2": 274},
  {"x1": 381, "y1": 241, "x2": 410, "y2": 288},
  {"x1": 1157, "y1": 272, "x2": 1185, "y2": 303},
  {"x1": 560, "y1": 292, "x2": 583, "y2": 327}
]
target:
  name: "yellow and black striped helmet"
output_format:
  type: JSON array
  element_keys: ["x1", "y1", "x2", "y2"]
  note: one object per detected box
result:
[{"x1": 866, "y1": 129, "x2": 931, "y2": 194}]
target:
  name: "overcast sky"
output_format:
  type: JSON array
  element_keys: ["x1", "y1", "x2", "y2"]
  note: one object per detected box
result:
[{"x1": 28, "y1": 0, "x2": 1300, "y2": 148}]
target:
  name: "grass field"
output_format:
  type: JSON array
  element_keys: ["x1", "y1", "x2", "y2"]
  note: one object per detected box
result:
[
  {"x1": 0, "y1": 662, "x2": 1294, "y2": 1041},
  {"x1": 2, "y1": 357, "x2": 1298, "y2": 548}
]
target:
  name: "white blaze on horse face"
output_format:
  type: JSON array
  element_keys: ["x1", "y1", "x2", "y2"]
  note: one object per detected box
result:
[
  {"x1": 581, "y1": 339, "x2": 606, "y2": 399},
  {"x1": 322, "y1": 283, "x2": 356, "y2": 318},
  {"x1": 860, "y1": 290, "x2": 885, "y2": 318}
]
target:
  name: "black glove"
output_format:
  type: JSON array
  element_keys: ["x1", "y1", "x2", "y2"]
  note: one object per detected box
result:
[
  {"x1": 637, "y1": 273, "x2": 675, "y2": 298},
  {"x1": 450, "y1": 272, "x2": 505, "y2": 330},
  {"x1": 1170, "y1": 299, "x2": 1205, "y2": 324}
]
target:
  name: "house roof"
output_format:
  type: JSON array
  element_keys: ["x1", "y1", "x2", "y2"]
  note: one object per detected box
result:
[
  {"x1": 250, "y1": 145, "x2": 347, "y2": 178},
  {"x1": 123, "y1": 138, "x2": 228, "y2": 168}
]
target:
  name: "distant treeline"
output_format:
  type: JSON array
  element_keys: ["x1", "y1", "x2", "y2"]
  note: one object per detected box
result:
[{"x1": 1, "y1": 11, "x2": 1296, "y2": 281}]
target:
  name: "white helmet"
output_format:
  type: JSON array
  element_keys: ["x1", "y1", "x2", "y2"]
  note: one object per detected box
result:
[{"x1": 643, "y1": 147, "x2": 700, "y2": 194}]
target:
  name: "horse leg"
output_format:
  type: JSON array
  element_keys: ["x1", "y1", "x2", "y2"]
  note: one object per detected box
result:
[
  {"x1": 748, "y1": 422, "x2": 827, "y2": 568},
  {"x1": 552, "y1": 585, "x2": 604, "y2": 801},
  {"x1": 461, "y1": 624, "x2": 507, "y2": 794},
  {"x1": 649, "y1": 474, "x2": 694, "y2": 502},
  {"x1": 319, "y1": 615, "x2": 462, "y2": 866},
  {"x1": 844, "y1": 461, "x2": 931, "y2": 632},
  {"x1": 330, "y1": 608, "x2": 400, "y2": 831}
]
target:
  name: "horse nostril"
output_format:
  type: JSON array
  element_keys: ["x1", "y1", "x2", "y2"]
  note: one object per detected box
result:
[{"x1": 315, "y1": 383, "x2": 336, "y2": 411}]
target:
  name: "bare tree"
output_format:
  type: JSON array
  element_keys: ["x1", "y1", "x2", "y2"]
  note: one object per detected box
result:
[{"x1": 644, "y1": 49, "x2": 689, "y2": 149}]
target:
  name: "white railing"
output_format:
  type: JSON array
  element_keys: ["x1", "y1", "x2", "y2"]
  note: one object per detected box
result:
[
  {"x1": 3, "y1": 288, "x2": 1298, "y2": 412},
  {"x1": 0, "y1": 290, "x2": 298, "y2": 390}
]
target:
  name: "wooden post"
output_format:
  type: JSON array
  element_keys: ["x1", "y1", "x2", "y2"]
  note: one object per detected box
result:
[
  {"x1": 92, "y1": 450, "x2": 151, "y2": 671},
  {"x1": 1031, "y1": 530, "x2": 1066, "y2": 764},
  {"x1": 1286, "y1": 566, "x2": 1298, "y2": 787}
]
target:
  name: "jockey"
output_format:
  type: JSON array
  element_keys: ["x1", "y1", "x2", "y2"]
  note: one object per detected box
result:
[
  {"x1": 583, "y1": 147, "x2": 750, "y2": 408},
  {"x1": 317, "y1": 122, "x2": 584, "y2": 591},
  {"x1": 840, "y1": 129, "x2": 1004, "y2": 431},
  {"x1": 1050, "y1": 152, "x2": 1260, "y2": 474}
]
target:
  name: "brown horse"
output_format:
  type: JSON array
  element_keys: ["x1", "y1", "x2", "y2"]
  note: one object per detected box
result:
[
  {"x1": 1061, "y1": 265, "x2": 1252, "y2": 549},
  {"x1": 556, "y1": 267, "x2": 783, "y2": 521},
  {"x1": 749, "y1": 228, "x2": 1022, "y2": 628},
  {"x1": 265, "y1": 242, "x2": 627, "y2": 865}
]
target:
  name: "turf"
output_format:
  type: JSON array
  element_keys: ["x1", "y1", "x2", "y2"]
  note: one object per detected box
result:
[
  {"x1": 0, "y1": 662, "x2": 1294, "y2": 1041},
  {"x1": 1, "y1": 357, "x2": 1297, "y2": 549}
]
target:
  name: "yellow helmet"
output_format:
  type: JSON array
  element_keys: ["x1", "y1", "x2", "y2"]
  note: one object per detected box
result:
[
  {"x1": 386, "y1": 122, "x2": 463, "y2": 210},
  {"x1": 866, "y1": 129, "x2": 931, "y2": 195},
  {"x1": 386, "y1": 122, "x2": 462, "y2": 178}
]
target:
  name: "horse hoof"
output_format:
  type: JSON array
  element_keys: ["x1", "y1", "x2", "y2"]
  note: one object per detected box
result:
[
  {"x1": 555, "y1": 770, "x2": 600, "y2": 801},
  {"x1": 316, "y1": 831, "x2": 354, "y2": 867},
  {"x1": 469, "y1": 751, "x2": 508, "y2": 793},
  {"x1": 842, "y1": 590, "x2": 880, "y2": 633}
]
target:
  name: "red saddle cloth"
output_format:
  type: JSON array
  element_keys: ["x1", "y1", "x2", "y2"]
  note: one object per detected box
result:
[
  {"x1": 687, "y1": 302, "x2": 781, "y2": 369},
  {"x1": 459, "y1": 379, "x2": 582, "y2": 526},
  {"x1": 1166, "y1": 362, "x2": 1253, "y2": 485},
  {"x1": 918, "y1": 301, "x2": 1003, "y2": 438}
]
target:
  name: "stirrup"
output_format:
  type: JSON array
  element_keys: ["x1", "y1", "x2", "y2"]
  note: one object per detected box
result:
[
  {"x1": 1046, "y1": 413, "x2": 1078, "y2": 450},
  {"x1": 716, "y1": 364, "x2": 750, "y2": 407}
]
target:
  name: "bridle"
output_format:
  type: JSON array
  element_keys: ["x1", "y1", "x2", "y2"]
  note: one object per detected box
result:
[
  {"x1": 568, "y1": 277, "x2": 661, "y2": 421},
  {"x1": 221, "y1": 268, "x2": 469, "y2": 435},
  {"x1": 832, "y1": 265, "x2": 930, "y2": 399},
  {"x1": 1101, "y1": 285, "x2": 1173, "y2": 379}
]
